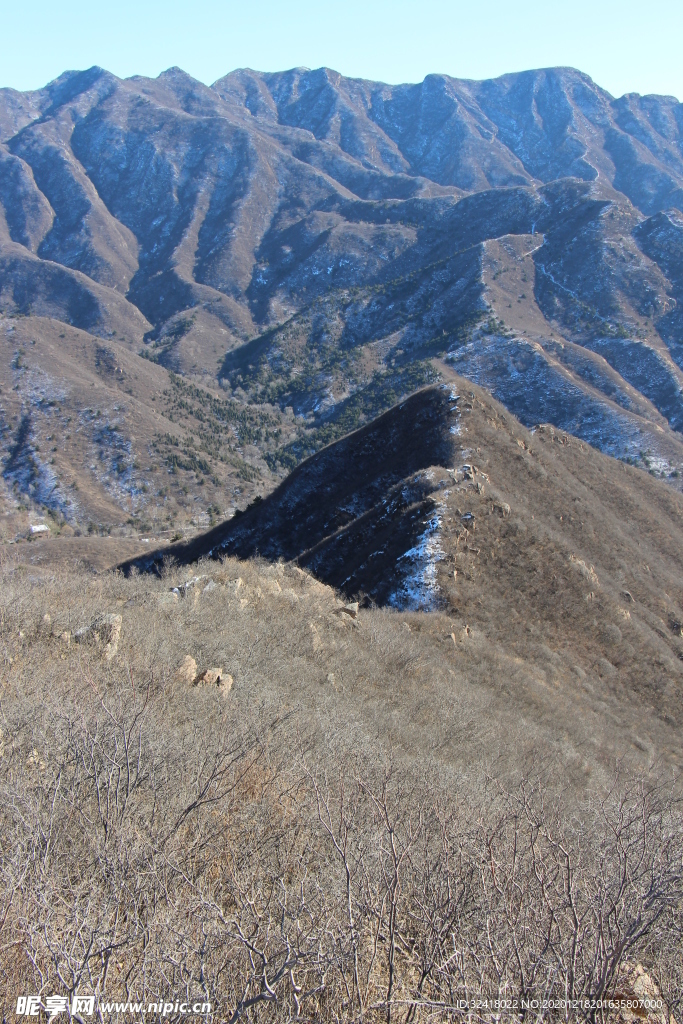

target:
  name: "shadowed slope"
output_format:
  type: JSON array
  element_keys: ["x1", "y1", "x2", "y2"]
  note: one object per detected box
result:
[{"x1": 120, "y1": 385, "x2": 459, "y2": 604}]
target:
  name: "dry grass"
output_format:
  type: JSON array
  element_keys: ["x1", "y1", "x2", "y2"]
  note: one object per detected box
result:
[
  {"x1": 1, "y1": 557, "x2": 682, "y2": 1021},
  {"x1": 3, "y1": 379, "x2": 683, "y2": 1023}
]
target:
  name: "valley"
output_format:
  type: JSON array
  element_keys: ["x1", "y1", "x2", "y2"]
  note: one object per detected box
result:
[{"x1": 1, "y1": 64, "x2": 683, "y2": 555}]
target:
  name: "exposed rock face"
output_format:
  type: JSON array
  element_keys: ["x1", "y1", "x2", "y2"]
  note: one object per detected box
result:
[
  {"x1": 194, "y1": 667, "x2": 231, "y2": 690},
  {"x1": 1, "y1": 64, "x2": 683, "y2": 491},
  {"x1": 175, "y1": 656, "x2": 232, "y2": 691},
  {"x1": 175, "y1": 654, "x2": 197, "y2": 684},
  {"x1": 73, "y1": 612, "x2": 121, "y2": 659},
  {"x1": 613, "y1": 962, "x2": 677, "y2": 1024}
]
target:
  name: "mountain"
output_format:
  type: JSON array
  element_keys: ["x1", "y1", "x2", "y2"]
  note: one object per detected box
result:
[
  {"x1": 1, "y1": 65, "x2": 683, "y2": 541},
  {"x1": 122, "y1": 372, "x2": 683, "y2": 766},
  {"x1": 121, "y1": 385, "x2": 460, "y2": 603},
  {"x1": 5, "y1": 377, "x2": 683, "y2": 1015},
  {"x1": 3, "y1": 70, "x2": 683, "y2": 1017}
]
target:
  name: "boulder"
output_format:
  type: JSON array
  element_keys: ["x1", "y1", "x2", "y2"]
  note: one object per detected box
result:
[
  {"x1": 102, "y1": 615, "x2": 122, "y2": 660},
  {"x1": 195, "y1": 667, "x2": 222, "y2": 686},
  {"x1": 451, "y1": 625, "x2": 471, "y2": 645},
  {"x1": 175, "y1": 655, "x2": 197, "y2": 684},
  {"x1": 170, "y1": 575, "x2": 207, "y2": 600},
  {"x1": 73, "y1": 614, "x2": 122, "y2": 660},
  {"x1": 194, "y1": 667, "x2": 233, "y2": 693}
]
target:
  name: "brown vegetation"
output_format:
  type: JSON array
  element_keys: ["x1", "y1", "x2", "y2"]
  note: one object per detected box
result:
[
  {"x1": 4, "y1": 66, "x2": 683, "y2": 546},
  {"x1": 1, "y1": 556, "x2": 682, "y2": 1021},
  {"x1": 118, "y1": 377, "x2": 683, "y2": 772},
  {"x1": 3, "y1": 65, "x2": 683, "y2": 1023}
]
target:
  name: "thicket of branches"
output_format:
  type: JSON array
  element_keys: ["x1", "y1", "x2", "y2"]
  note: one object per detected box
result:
[{"x1": 1, "y1": 665, "x2": 682, "y2": 1023}]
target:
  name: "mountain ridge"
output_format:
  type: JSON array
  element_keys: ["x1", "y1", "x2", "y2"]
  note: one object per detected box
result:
[
  {"x1": 1, "y1": 63, "x2": 683, "y2": 540},
  {"x1": 118, "y1": 371, "x2": 683, "y2": 769}
]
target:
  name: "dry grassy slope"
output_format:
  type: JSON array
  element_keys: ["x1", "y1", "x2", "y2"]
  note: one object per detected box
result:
[
  {"x1": 2, "y1": 552, "x2": 682, "y2": 1020},
  {"x1": 0, "y1": 312, "x2": 289, "y2": 552},
  {"x1": 2, "y1": 484, "x2": 679, "y2": 812},
  {"x1": 115, "y1": 375, "x2": 683, "y2": 773},
  {"x1": 432, "y1": 367, "x2": 683, "y2": 760}
]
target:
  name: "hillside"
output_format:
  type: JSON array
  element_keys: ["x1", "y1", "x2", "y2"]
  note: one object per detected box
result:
[
  {"x1": 2, "y1": 65, "x2": 683, "y2": 541},
  {"x1": 3, "y1": 548, "x2": 682, "y2": 1018},
  {"x1": 3, "y1": 64, "x2": 683, "y2": 1022},
  {"x1": 3, "y1": 375, "x2": 683, "y2": 1018},
  {"x1": 120, "y1": 375, "x2": 683, "y2": 772},
  {"x1": 122, "y1": 385, "x2": 459, "y2": 603}
]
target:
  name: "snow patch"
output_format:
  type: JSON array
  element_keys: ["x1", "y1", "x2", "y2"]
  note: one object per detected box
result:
[{"x1": 388, "y1": 509, "x2": 444, "y2": 611}]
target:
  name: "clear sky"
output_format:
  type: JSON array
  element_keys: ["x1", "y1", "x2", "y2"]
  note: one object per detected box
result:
[{"x1": 1, "y1": 0, "x2": 681, "y2": 101}]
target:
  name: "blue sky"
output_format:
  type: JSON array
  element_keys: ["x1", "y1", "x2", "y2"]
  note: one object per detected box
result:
[{"x1": 1, "y1": 0, "x2": 681, "y2": 100}]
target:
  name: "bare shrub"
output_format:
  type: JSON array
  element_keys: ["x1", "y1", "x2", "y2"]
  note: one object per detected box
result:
[
  {"x1": 0, "y1": 563, "x2": 681, "y2": 1022},
  {"x1": 1, "y1": 672, "x2": 681, "y2": 1022}
]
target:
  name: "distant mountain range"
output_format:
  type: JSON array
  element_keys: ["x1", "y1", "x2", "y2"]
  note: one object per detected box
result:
[{"x1": 1, "y1": 65, "x2": 683, "y2": 535}]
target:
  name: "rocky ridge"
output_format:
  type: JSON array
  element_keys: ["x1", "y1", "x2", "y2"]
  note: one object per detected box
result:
[{"x1": 1, "y1": 65, "x2": 683, "y2": 535}]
